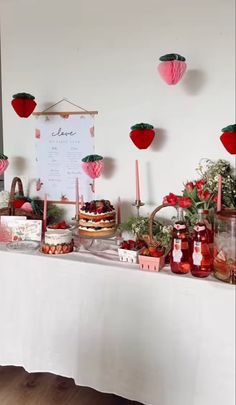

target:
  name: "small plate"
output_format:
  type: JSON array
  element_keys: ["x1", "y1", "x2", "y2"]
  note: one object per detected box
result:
[{"x1": 6, "y1": 241, "x2": 40, "y2": 252}]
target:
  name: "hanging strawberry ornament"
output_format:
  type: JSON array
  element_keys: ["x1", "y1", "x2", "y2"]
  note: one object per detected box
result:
[
  {"x1": 81, "y1": 154, "x2": 104, "y2": 192},
  {"x1": 130, "y1": 123, "x2": 155, "y2": 149},
  {"x1": 158, "y1": 53, "x2": 187, "y2": 85},
  {"x1": 220, "y1": 124, "x2": 236, "y2": 154},
  {"x1": 11, "y1": 92, "x2": 37, "y2": 118},
  {"x1": 0, "y1": 153, "x2": 9, "y2": 175}
]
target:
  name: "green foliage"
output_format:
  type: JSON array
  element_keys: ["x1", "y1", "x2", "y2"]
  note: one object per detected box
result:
[
  {"x1": 118, "y1": 216, "x2": 172, "y2": 249},
  {"x1": 47, "y1": 204, "x2": 64, "y2": 225},
  {"x1": 197, "y1": 159, "x2": 236, "y2": 208}
]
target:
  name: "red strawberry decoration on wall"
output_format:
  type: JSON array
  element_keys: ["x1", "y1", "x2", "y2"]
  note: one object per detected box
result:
[
  {"x1": 130, "y1": 123, "x2": 155, "y2": 149},
  {"x1": 220, "y1": 124, "x2": 236, "y2": 154},
  {"x1": 11, "y1": 92, "x2": 37, "y2": 118}
]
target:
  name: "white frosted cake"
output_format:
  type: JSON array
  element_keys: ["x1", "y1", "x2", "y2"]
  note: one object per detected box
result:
[{"x1": 42, "y1": 229, "x2": 74, "y2": 254}]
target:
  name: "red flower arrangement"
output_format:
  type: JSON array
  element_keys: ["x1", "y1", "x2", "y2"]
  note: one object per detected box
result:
[{"x1": 163, "y1": 178, "x2": 217, "y2": 228}]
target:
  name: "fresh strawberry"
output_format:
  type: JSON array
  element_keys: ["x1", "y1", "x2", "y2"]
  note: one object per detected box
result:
[
  {"x1": 128, "y1": 240, "x2": 135, "y2": 249},
  {"x1": 62, "y1": 244, "x2": 68, "y2": 253},
  {"x1": 50, "y1": 246, "x2": 56, "y2": 254},
  {"x1": 13, "y1": 199, "x2": 26, "y2": 208},
  {"x1": 43, "y1": 244, "x2": 50, "y2": 254},
  {"x1": 55, "y1": 244, "x2": 62, "y2": 254}
]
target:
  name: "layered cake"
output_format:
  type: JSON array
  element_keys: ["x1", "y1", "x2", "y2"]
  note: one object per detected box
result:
[
  {"x1": 41, "y1": 229, "x2": 74, "y2": 254},
  {"x1": 79, "y1": 200, "x2": 116, "y2": 237}
]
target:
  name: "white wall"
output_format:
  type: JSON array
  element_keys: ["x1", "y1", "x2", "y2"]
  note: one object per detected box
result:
[{"x1": 0, "y1": 0, "x2": 235, "y2": 220}]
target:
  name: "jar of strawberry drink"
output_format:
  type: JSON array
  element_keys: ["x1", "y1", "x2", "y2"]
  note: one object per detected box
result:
[{"x1": 213, "y1": 209, "x2": 236, "y2": 284}]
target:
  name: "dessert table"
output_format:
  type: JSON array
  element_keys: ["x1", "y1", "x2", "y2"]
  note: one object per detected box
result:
[{"x1": 0, "y1": 244, "x2": 235, "y2": 405}]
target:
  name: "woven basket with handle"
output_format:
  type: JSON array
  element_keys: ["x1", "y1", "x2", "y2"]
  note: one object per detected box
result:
[
  {"x1": 139, "y1": 203, "x2": 173, "y2": 248},
  {"x1": 0, "y1": 177, "x2": 42, "y2": 219},
  {"x1": 138, "y1": 203, "x2": 174, "y2": 272}
]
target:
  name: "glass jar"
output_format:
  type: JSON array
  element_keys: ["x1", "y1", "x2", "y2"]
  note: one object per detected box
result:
[
  {"x1": 213, "y1": 209, "x2": 236, "y2": 284},
  {"x1": 170, "y1": 207, "x2": 191, "y2": 274},
  {"x1": 190, "y1": 209, "x2": 212, "y2": 278}
]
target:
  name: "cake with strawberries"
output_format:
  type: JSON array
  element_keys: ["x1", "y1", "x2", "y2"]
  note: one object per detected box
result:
[
  {"x1": 79, "y1": 200, "x2": 116, "y2": 237},
  {"x1": 41, "y1": 229, "x2": 74, "y2": 254}
]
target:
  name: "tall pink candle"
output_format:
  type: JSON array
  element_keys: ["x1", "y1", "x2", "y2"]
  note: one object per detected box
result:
[
  {"x1": 80, "y1": 194, "x2": 84, "y2": 209},
  {"x1": 75, "y1": 177, "x2": 80, "y2": 220},
  {"x1": 117, "y1": 197, "x2": 121, "y2": 225},
  {"x1": 217, "y1": 174, "x2": 222, "y2": 212},
  {"x1": 43, "y1": 193, "x2": 47, "y2": 232},
  {"x1": 135, "y1": 160, "x2": 141, "y2": 201}
]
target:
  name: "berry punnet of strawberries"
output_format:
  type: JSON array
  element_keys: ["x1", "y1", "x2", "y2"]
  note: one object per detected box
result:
[
  {"x1": 11, "y1": 92, "x2": 37, "y2": 118},
  {"x1": 140, "y1": 246, "x2": 165, "y2": 258},
  {"x1": 220, "y1": 124, "x2": 236, "y2": 155},
  {"x1": 130, "y1": 123, "x2": 155, "y2": 149},
  {"x1": 120, "y1": 239, "x2": 146, "y2": 251}
]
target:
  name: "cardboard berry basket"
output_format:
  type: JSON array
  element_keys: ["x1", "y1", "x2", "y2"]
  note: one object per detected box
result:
[
  {"x1": 118, "y1": 247, "x2": 143, "y2": 264},
  {"x1": 138, "y1": 204, "x2": 171, "y2": 272},
  {"x1": 0, "y1": 177, "x2": 42, "y2": 219}
]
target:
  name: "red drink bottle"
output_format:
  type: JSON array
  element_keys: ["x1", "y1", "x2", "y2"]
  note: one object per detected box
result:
[
  {"x1": 190, "y1": 209, "x2": 212, "y2": 278},
  {"x1": 170, "y1": 207, "x2": 191, "y2": 274}
]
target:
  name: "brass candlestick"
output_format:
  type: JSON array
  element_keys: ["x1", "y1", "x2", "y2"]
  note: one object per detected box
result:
[{"x1": 132, "y1": 199, "x2": 145, "y2": 217}]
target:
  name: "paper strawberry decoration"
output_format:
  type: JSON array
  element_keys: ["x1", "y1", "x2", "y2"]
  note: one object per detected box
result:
[
  {"x1": 81, "y1": 154, "x2": 104, "y2": 192},
  {"x1": 82, "y1": 154, "x2": 104, "y2": 179},
  {"x1": 0, "y1": 153, "x2": 9, "y2": 175},
  {"x1": 11, "y1": 92, "x2": 37, "y2": 118},
  {"x1": 220, "y1": 124, "x2": 236, "y2": 154},
  {"x1": 158, "y1": 53, "x2": 187, "y2": 85},
  {"x1": 130, "y1": 123, "x2": 155, "y2": 149}
]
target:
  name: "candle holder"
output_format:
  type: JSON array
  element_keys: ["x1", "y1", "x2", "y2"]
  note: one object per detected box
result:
[{"x1": 132, "y1": 199, "x2": 145, "y2": 217}]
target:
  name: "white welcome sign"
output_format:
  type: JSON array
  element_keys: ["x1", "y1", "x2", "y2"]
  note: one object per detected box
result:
[{"x1": 35, "y1": 114, "x2": 95, "y2": 201}]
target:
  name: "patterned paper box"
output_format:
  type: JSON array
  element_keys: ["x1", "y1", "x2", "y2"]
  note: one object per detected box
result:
[{"x1": 0, "y1": 217, "x2": 42, "y2": 242}]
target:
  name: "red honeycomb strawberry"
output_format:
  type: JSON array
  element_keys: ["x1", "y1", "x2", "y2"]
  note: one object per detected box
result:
[
  {"x1": 11, "y1": 92, "x2": 37, "y2": 118},
  {"x1": 130, "y1": 123, "x2": 155, "y2": 149}
]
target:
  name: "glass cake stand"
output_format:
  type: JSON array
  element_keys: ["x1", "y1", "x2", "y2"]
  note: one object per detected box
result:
[{"x1": 73, "y1": 229, "x2": 119, "y2": 252}]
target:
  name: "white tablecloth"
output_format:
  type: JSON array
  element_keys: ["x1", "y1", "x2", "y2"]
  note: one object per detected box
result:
[{"x1": 0, "y1": 245, "x2": 235, "y2": 405}]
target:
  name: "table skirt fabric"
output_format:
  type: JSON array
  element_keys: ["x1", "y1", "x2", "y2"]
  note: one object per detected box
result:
[{"x1": 0, "y1": 248, "x2": 235, "y2": 405}]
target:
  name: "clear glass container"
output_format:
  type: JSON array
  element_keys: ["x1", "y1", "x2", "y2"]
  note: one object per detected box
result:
[{"x1": 213, "y1": 209, "x2": 236, "y2": 284}]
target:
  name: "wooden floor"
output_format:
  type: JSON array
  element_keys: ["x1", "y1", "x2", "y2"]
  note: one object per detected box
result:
[{"x1": 0, "y1": 366, "x2": 143, "y2": 405}]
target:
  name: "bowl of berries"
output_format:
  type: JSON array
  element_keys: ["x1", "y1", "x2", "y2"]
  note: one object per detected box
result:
[
  {"x1": 118, "y1": 239, "x2": 146, "y2": 263},
  {"x1": 138, "y1": 246, "x2": 165, "y2": 272}
]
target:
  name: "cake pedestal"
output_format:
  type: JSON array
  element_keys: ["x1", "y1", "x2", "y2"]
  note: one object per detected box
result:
[{"x1": 73, "y1": 231, "x2": 118, "y2": 252}]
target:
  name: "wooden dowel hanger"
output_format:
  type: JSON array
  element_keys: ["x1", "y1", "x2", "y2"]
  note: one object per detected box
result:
[{"x1": 33, "y1": 98, "x2": 98, "y2": 116}]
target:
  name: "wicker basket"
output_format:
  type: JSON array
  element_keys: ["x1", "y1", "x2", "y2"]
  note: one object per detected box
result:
[
  {"x1": 0, "y1": 177, "x2": 42, "y2": 219},
  {"x1": 138, "y1": 204, "x2": 172, "y2": 271}
]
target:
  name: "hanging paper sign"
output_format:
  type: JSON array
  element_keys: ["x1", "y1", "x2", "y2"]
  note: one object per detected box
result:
[{"x1": 35, "y1": 114, "x2": 95, "y2": 201}]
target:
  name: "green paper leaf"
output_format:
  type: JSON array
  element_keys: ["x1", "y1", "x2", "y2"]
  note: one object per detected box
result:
[
  {"x1": 0, "y1": 153, "x2": 8, "y2": 160},
  {"x1": 12, "y1": 92, "x2": 35, "y2": 100},
  {"x1": 130, "y1": 123, "x2": 154, "y2": 130},
  {"x1": 82, "y1": 154, "x2": 103, "y2": 162},
  {"x1": 159, "y1": 53, "x2": 186, "y2": 62},
  {"x1": 221, "y1": 124, "x2": 236, "y2": 133}
]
